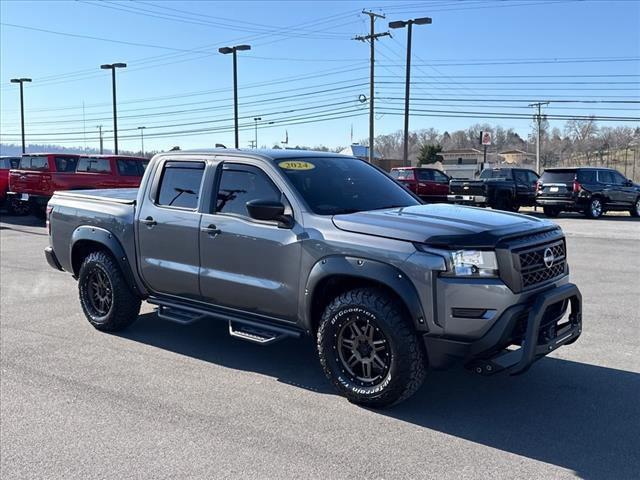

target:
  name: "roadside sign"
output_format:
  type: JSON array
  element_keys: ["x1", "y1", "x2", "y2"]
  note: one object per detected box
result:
[{"x1": 480, "y1": 131, "x2": 492, "y2": 146}]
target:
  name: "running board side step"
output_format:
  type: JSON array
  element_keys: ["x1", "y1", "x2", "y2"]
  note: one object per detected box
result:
[
  {"x1": 148, "y1": 297, "x2": 302, "y2": 345},
  {"x1": 156, "y1": 305, "x2": 206, "y2": 325},
  {"x1": 228, "y1": 321, "x2": 287, "y2": 345}
]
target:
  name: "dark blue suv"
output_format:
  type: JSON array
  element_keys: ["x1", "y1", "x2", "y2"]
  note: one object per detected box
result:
[{"x1": 537, "y1": 167, "x2": 640, "y2": 218}]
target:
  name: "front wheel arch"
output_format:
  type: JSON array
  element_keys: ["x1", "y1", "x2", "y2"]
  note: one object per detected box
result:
[{"x1": 304, "y1": 257, "x2": 427, "y2": 335}]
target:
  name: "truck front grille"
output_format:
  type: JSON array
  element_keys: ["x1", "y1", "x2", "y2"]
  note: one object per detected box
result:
[{"x1": 518, "y1": 241, "x2": 566, "y2": 289}]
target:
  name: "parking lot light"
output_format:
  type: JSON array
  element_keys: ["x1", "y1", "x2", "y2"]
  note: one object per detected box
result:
[
  {"x1": 10, "y1": 77, "x2": 32, "y2": 154},
  {"x1": 100, "y1": 63, "x2": 127, "y2": 155},
  {"x1": 219, "y1": 45, "x2": 252, "y2": 149}
]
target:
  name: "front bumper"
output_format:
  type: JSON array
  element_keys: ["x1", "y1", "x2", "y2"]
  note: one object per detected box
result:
[
  {"x1": 424, "y1": 282, "x2": 582, "y2": 375},
  {"x1": 447, "y1": 194, "x2": 487, "y2": 204}
]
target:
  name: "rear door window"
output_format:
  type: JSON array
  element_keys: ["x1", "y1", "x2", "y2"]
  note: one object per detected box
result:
[
  {"x1": 597, "y1": 171, "x2": 615, "y2": 184},
  {"x1": 77, "y1": 157, "x2": 111, "y2": 173},
  {"x1": 156, "y1": 161, "x2": 205, "y2": 209},
  {"x1": 54, "y1": 156, "x2": 78, "y2": 172},
  {"x1": 117, "y1": 159, "x2": 143, "y2": 176},
  {"x1": 417, "y1": 170, "x2": 434, "y2": 181},
  {"x1": 577, "y1": 170, "x2": 597, "y2": 183},
  {"x1": 514, "y1": 170, "x2": 529, "y2": 185},
  {"x1": 540, "y1": 171, "x2": 576, "y2": 183}
]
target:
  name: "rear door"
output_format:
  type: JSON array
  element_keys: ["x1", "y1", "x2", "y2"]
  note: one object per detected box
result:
[
  {"x1": 198, "y1": 161, "x2": 301, "y2": 322},
  {"x1": 431, "y1": 170, "x2": 450, "y2": 200},
  {"x1": 136, "y1": 159, "x2": 206, "y2": 299},
  {"x1": 416, "y1": 169, "x2": 435, "y2": 198},
  {"x1": 514, "y1": 170, "x2": 537, "y2": 206},
  {"x1": 115, "y1": 158, "x2": 145, "y2": 187},
  {"x1": 74, "y1": 157, "x2": 114, "y2": 189}
]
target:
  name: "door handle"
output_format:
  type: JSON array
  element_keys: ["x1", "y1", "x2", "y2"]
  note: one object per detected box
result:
[
  {"x1": 201, "y1": 224, "x2": 221, "y2": 236},
  {"x1": 141, "y1": 216, "x2": 157, "y2": 226}
]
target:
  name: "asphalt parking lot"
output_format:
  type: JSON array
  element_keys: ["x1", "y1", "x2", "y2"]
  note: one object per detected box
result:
[{"x1": 1, "y1": 210, "x2": 638, "y2": 480}]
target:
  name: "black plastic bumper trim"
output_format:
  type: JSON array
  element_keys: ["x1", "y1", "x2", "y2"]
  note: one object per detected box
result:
[{"x1": 44, "y1": 246, "x2": 63, "y2": 271}]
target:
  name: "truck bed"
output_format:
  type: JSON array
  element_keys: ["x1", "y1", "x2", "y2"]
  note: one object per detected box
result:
[{"x1": 54, "y1": 188, "x2": 138, "y2": 204}]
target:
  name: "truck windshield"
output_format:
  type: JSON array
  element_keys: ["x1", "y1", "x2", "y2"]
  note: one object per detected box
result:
[
  {"x1": 277, "y1": 157, "x2": 419, "y2": 215},
  {"x1": 480, "y1": 169, "x2": 513, "y2": 179}
]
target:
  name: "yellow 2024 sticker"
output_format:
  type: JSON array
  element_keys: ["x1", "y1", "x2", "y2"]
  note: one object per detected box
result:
[{"x1": 278, "y1": 161, "x2": 315, "y2": 171}]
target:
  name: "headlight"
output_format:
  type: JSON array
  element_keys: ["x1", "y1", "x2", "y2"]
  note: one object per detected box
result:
[{"x1": 442, "y1": 250, "x2": 499, "y2": 278}]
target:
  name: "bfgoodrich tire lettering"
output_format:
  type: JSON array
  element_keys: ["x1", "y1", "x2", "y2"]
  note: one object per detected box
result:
[
  {"x1": 78, "y1": 250, "x2": 141, "y2": 332},
  {"x1": 317, "y1": 288, "x2": 426, "y2": 408}
]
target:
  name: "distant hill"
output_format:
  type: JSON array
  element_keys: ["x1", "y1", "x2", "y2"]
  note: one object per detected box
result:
[{"x1": 0, "y1": 143, "x2": 140, "y2": 156}]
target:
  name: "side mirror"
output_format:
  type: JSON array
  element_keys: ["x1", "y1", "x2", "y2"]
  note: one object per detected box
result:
[
  {"x1": 246, "y1": 199, "x2": 293, "y2": 228},
  {"x1": 625, "y1": 179, "x2": 633, "y2": 186}
]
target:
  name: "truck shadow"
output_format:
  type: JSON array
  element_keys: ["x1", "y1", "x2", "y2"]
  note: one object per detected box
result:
[{"x1": 122, "y1": 312, "x2": 639, "y2": 480}]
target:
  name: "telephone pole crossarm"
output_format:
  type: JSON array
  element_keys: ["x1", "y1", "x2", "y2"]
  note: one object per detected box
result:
[{"x1": 353, "y1": 10, "x2": 390, "y2": 164}]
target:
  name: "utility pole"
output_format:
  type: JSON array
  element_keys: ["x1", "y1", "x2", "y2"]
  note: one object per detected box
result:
[
  {"x1": 137, "y1": 126, "x2": 146, "y2": 156},
  {"x1": 529, "y1": 101, "x2": 549, "y2": 174},
  {"x1": 10, "y1": 78, "x2": 32, "y2": 154},
  {"x1": 354, "y1": 11, "x2": 390, "y2": 164},
  {"x1": 96, "y1": 125, "x2": 104, "y2": 154}
]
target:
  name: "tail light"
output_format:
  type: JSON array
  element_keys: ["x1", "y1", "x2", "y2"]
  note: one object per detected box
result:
[
  {"x1": 46, "y1": 205, "x2": 53, "y2": 235},
  {"x1": 572, "y1": 180, "x2": 581, "y2": 193},
  {"x1": 536, "y1": 180, "x2": 542, "y2": 193}
]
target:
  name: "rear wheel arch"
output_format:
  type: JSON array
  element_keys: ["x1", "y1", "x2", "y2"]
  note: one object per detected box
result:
[
  {"x1": 304, "y1": 257, "x2": 426, "y2": 335},
  {"x1": 70, "y1": 227, "x2": 145, "y2": 297}
]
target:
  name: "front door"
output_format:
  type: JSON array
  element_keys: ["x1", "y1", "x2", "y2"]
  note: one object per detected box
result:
[
  {"x1": 199, "y1": 162, "x2": 301, "y2": 322},
  {"x1": 137, "y1": 159, "x2": 206, "y2": 299}
]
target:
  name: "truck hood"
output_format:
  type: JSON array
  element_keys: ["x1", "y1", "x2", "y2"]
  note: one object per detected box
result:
[{"x1": 332, "y1": 204, "x2": 557, "y2": 248}]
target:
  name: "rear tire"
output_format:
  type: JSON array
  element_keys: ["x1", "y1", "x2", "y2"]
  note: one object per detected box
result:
[
  {"x1": 78, "y1": 251, "x2": 141, "y2": 332},
  {"x1": 584, "y1": 197, "x2": 604, "y2": 219},
  {"x1": 630, "y1": 197, "x2": 640, "y2": 218},
  {"x1": 317, "y1": 288, "x2": 426, "y2": 408},
  {"x1": 543, "y1": 206, "x2": 561, "y2": 217}
]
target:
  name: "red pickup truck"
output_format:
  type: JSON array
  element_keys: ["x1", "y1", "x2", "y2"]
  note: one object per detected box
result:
[
  {"x1": 390, "y1": 167, "x2": 450, "y2": 202},
  {"x1": 7, "y1": 153, "x2": 148, "y2": 216},
  {"x1": 1, "y1": 156, "x2": 22, "y2": 211}
]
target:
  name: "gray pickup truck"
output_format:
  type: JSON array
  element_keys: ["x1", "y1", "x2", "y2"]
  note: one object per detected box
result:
[{"x1": 45, "y1": 149, "x2": 582, "y2": 407}]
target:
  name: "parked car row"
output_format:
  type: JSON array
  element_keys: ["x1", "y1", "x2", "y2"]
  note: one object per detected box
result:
[
  {"x1": 389, "y1": 165, "x2": 640, "y2": 219},
  {"x1": 2, "y1": 153, "x2": 148, "y2": 217}
]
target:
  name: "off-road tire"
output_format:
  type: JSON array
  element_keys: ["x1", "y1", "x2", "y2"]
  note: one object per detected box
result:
[
  {"x1": 630, "y1": 197, "x2": 640, "y2": 218},
  {"x1": 78, "y1": 251, "x2": 141, "y2": 332},
  {"x1": 317, "y1": 288, "x2": 426, "y2": 408},
  {"x1": 543, "y1": 206, "x2": 561, "y2": 218},
  {"x1": 584, "y1": 197, "x2": 604, "y2": 219}
]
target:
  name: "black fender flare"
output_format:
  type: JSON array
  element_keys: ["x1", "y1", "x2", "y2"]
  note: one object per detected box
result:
[
  {"x1": 302, "y1": 256, "x2": 427, "y2": 333},
  {"x1": 70, "y1": 226, "x2": 145, "y2": 297}
]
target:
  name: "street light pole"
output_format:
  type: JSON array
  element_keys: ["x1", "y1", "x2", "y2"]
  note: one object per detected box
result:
[
  {"x1": 137, "y1": 126, "x2": 146, "y2": 156},
  {"x1": 10, "y1": 78, "x2": 32, "y2": 154},
  {"x1": 100, "y1": 63, "x2": 127, "y2": 154},
  {"x1": 529, "y1": 101, "x2": 549, "y2": 174},
  {"x1": 219, "y1": 45, "x2": 251, "y2": 149},
  {"x1": 389, "y1": 17, "x2": 432, "y2": 167},
  {"x1": 253, "y1": 117, "x2": 262, "y2": 149},
  {"x1": 96, "y1": 125, "x2": 104, "y2": 154}
]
